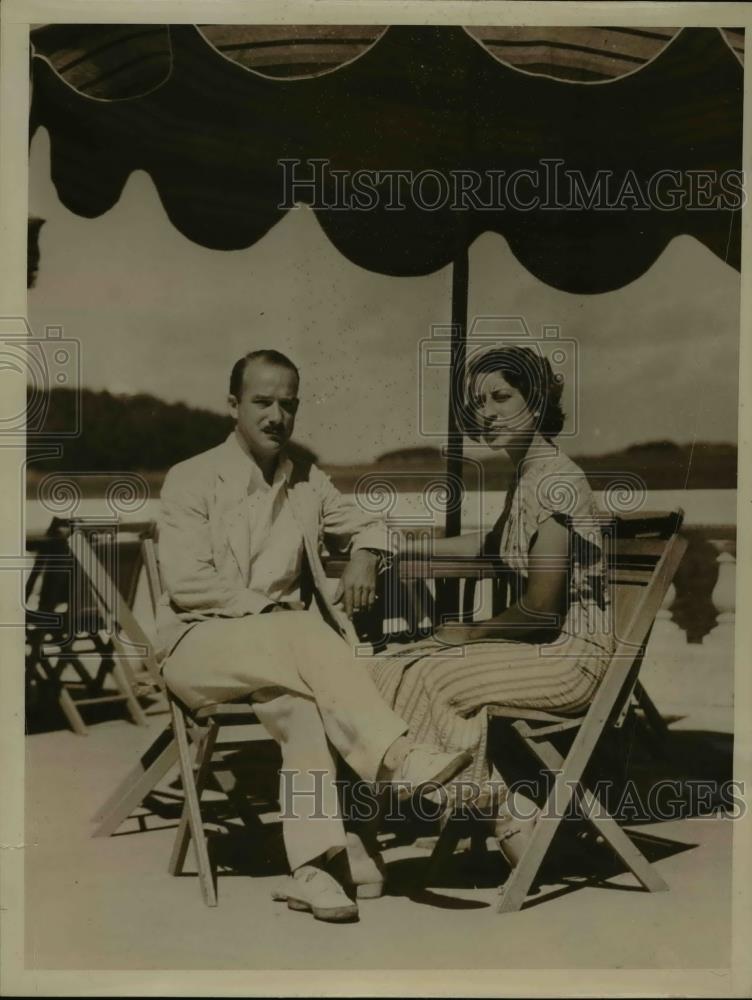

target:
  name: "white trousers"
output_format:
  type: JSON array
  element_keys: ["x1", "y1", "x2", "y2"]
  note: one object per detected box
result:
[{"x1": 162, "y1": 611, "x2": 406, "y2": 870}]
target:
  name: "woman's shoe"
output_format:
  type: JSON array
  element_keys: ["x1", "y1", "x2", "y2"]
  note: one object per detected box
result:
[
  {"x1": 345, "y1": 830, "x2": 386, "y2": 899},
  {"x1": 491, "y1": 790, "x2": 539, "y2": 867},
  {"x1": 271, "y1": 866, "x2": 359, "y2": 922}
]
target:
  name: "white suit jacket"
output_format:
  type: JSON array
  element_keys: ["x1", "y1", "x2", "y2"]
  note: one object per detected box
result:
[{"x1": 155, "y1": 432, "x2": 392, "y2": 661}]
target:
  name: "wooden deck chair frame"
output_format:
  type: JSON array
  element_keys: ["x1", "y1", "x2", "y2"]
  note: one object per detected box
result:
[
  {"x1": 86, "y1": 523, "x2": 264, "y2": 906},
  {"x1": 66, "y1": 519, "x2": 163, "y2": 686},
  {"x1": 396, "y1": 509, "x2": 687, "y2": 913},
  {"x1": 58, "y1": 520, "x2": 181, "y2": 826},
  {"x1": 87, "y1": 520, "x2": 200, "y2": 836},
  {"x1": 88, "y1": 522, "x2": 187, "y2": 836},
  {"x1": 27, "y1": 518, "x2": 152, "y2": 735},
  {"x1": 93, "y1": 531, "x2": 373, "y2": 843}
]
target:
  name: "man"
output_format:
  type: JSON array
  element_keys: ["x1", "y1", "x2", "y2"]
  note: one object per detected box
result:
[{"x1": 156, "y1": 349, "x2": 469, "y2": 922}]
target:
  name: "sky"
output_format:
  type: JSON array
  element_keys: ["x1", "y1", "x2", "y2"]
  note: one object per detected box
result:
[{"x1": 27, "y1": 128, "x2": 741, "y2": 466}]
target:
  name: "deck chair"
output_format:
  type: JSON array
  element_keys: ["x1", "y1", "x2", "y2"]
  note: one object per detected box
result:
[
  {"x1": 93, "y1": 534, "x2": 386, "y2": 898},
  {"x1": 396, "y1": 509, "x2": 687, "y2": 913},
  {"x1": 87, "y1": 524, "x2": 270, "y2": 907},
  {"x1": 26, "y1": 517, "x2": 150, "y2": 734},
  {"x1": 87, "y1": 518, "x2": 222, "y2": 838},
  {"x1": 94, "y1": 529, "x2": 378, "y2": 842},
  {"x1": 81, "y1": 521, "x2": 184, "y2": 835}
]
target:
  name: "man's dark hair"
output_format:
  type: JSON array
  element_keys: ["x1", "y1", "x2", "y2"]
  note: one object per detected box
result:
[
  {"x1": 229, "y1": 350, "x2": 300, "y2": 399},
  {"x1": 464, "y1": 345, "x2": 566, "y2": 440}
]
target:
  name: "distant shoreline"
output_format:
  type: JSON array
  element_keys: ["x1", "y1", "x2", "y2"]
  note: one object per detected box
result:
[
  {"x1": 29, "y1": 388, "x2": 737, "y2": 492},
  {"x1": 25, "y1": 463, "x2": 738, "y2": 500}
]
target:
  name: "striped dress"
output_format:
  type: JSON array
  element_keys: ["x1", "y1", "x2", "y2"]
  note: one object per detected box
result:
[{"x1": 368, "y1": 449, "x2": 616, "y2": 801}]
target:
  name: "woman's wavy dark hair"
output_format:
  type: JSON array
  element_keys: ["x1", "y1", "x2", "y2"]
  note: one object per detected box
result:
[{"x1": 463, "y1": 345, "x2": 566, "y2": 441}]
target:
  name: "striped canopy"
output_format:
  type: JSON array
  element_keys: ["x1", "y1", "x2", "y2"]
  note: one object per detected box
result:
[
  {"x1": 31, "y1": 24, "x2": 745, "y2": 94},
  {"x1": 30, "y1": 24, "x2": 743, "y2": 291}
]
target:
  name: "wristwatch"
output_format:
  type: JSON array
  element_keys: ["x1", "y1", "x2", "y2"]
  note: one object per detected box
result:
[{"x1": 362, "y1": 547, "x2": 395, "y2": 575}]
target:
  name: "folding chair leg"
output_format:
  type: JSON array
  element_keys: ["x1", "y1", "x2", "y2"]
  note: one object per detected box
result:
[
  {"x1": 532, "y1": 736, "x2": 668, "y2": 895},
  {"x1": 92, "y1": 724, "x2": 174, "y2": 821},
  {"x1": 424, "y1": 811, "x2": 466, "y2": 886},
  {"x1": 58, "y1": 685, "x2": 88, "y2": 736},
  {"x1": 91, "y1": 722, "x2": 204, "y2": 827},
  {"x1": 169, "y1": 719, "x2": 219, "y2": 882},
  {"x1": 111, "y1": 658, "x2": 148, "y2": 727},
  {"x1": 170, "y1": 702, "x2": 217, "y2": 906},
  {"x1": 633, "y1": 680, "x2": 669, "y2": 745},
  {"x1": 574, "y1": 786, "x2": 668, "y2": 893},
  {"x1": 212, "y1": 769, "x2": 270, "y2": 846},
  {"x1": 469, "y1": 826, "x2": 489, "y2": 867},
  {"x1": 92, "y1": 731, "x2": 180, "y2": 836},
  {"x1": 497, "y1": 725, "x2": 613, "y2": 913},
  {"x1": 496, "y1": 788, "x2": 569, "y2": 914}
]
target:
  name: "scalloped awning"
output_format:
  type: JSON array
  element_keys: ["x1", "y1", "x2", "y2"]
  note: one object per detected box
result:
[{"x1": 30, "y1": 24, "x2": 743, "y2": 292}]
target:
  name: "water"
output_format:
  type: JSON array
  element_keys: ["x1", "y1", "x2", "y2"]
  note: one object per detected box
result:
[{"x1": 25, "y1": 489, "x2": 737, "y2": 537}]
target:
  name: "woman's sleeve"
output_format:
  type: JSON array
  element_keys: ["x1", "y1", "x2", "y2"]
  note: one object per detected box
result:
[{"x1": 530, "y1": 465, "x2": 604, "y2": 566}]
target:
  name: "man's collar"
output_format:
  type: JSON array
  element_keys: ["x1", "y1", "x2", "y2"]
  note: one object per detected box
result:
[
  {"x1": 218, "y1": 431, "x2": 292, "y2": 493},
  {"x1": 277, "y1": 454, "x2": 294, "y2": 484}
]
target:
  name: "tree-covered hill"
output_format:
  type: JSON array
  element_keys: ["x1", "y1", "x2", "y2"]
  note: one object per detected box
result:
[{"x1": 27, "y1": 388, "x2": 736, "y2": 490}]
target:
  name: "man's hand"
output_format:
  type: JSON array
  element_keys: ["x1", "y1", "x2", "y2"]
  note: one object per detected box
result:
[{"x1": 333, "y1": 550, "x2": 379, "y2": 618}]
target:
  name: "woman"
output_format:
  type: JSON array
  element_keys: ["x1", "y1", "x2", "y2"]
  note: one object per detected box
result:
[{"x1": 369, "y1": 345, "x2": 615, "y2": 859}]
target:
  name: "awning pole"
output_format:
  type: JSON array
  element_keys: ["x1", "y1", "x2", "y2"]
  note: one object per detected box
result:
[{"x1": 445, "y1": 242, "x2": 469, "y2": 538}]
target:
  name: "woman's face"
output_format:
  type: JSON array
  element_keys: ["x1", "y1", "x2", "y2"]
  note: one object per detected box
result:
[{"x1": 471, "y1": 370, "x2": 539, "y2": 449}]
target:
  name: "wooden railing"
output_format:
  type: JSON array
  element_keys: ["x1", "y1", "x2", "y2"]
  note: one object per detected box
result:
[{"x1": 25, "y1": 518, "x2": 737, "y2": 648}]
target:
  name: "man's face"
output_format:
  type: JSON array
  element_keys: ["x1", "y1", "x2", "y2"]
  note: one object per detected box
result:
[{"x1": 229, "y1": 359, "x2": 299, "y2": 461}]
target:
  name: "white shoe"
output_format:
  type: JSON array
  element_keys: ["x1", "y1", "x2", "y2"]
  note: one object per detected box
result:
[
  {"x1": 272, "y1": 866, "x2": 359, "y2": 923},
  {"x1": 345, "y1": 830, "x2": 386, "y2": 899},
  {"x1": 387, "y1": 745, "x2": 473, "y2": 800}
]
